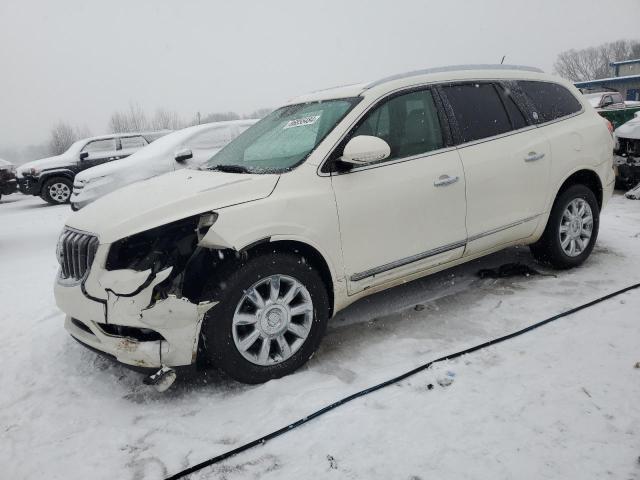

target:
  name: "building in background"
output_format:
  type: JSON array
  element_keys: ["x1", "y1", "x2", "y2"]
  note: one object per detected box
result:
[{"x1": 575, "y1": 58, "x2": 640, "y2": 101}]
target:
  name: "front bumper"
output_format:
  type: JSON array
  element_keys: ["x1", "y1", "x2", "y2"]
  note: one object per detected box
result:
[
  {"x1": 0, "y1": 178, "x2": 17, "y2": 195},
  {"x1": 17, "y1": 175, "x2": 40, "y2": 195},
  {"x1": 55, "y1": 246, "x2": 214, "y2": 369}
]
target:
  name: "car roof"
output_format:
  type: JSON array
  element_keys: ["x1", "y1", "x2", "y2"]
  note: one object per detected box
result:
[
  {"x1": 286, "y1": 64, "x2": 549, "y2": 105},
  {"x1": 79, "y1": 130, "x2": 173, "y2": 143}
]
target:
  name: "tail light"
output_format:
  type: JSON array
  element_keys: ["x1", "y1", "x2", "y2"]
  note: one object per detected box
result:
[{"x1": 605, "y1": 119, "x2": 614, "y2": 136}]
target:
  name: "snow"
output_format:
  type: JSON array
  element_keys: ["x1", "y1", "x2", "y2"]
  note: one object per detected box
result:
[{"x1": 1, "y1": 192, "x2": 639, "y2": 479}]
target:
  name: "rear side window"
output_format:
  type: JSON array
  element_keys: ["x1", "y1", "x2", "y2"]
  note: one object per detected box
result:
[
  {"x1": 518, "y1": 81, "x2": 582, "y2": 123},
  {"x1": 442, "y1": 83, "x2": 512, "y2": 143}
]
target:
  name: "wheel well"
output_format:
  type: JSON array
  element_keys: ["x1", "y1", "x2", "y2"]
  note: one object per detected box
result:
[
  {"x1": 40, "y1": 173, "x2": 74, "y2": 190},
  {"x1": 248, "y1": 240, "x2": 335, "y2": 318},
  {"x1": 557, "y1": 169, "x2": 603, "y2": 209},
  {"x1": 181, "y1": 240, "x2": 336, "y2": 318}
]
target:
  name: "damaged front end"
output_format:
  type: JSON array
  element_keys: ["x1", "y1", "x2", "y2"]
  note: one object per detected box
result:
[
  {"x1": 56, "y1": 213, "x2": 236, "y2": 371},
  {"x1": 614, "y1": 136, "x2": 640, "y2": 190}
]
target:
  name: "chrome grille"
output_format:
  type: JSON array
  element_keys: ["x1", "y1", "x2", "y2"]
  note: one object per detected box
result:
[{"x1": 57, "y1": 228, "x2": 99, "y2": 281}]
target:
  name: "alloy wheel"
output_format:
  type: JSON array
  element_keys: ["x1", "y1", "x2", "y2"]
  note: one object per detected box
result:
[
  {"x1": 232, "y1": 274, "x2": 313, "y2": 366},
  {"x1": 49, "y1": 182, "x2": 71, "y2": 203},
  {"x1": 559, "y1": 198, "x2": 593, "y2": 257}
]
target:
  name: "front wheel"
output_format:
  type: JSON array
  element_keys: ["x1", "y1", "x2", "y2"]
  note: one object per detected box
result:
[
  {"x1": 41, "y1": 177, "x2": 72, "y2": 204},
  {"x1": 530, "y1": 184, "x2": 600, "y2": 269},
  {"x1": 201, "y1": 252, "x2": 330, "y2": 384}
]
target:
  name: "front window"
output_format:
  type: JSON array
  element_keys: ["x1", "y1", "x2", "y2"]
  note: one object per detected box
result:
[
  {"x1": 81, "y1": 138, "x2": 116, "y2": 153},
  {"x1": 207, "y1": 98, "x2": 359, "y2": 173}
]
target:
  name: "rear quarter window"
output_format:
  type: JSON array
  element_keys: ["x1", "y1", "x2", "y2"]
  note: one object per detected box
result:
[{"x1": 518, "y1": 80, "x2": 582, "y2": 123}]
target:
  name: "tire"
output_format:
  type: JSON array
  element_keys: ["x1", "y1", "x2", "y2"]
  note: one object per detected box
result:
[
  {"x1": 530, "y1": 184, "x2": 600, "y2": 269},
  {"x1": 41, "y1": 177, "x2": 72, "y2": 204},
  {"x1": 201, "y1": 251, "x2": 330, "y2": 384}
]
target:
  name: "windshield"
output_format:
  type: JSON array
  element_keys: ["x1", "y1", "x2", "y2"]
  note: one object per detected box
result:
[{"x1": 207, "y1": 98, "x2": 360, "y2": 173}]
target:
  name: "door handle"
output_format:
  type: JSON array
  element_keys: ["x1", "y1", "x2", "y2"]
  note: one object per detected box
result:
[
  {"x1": 524, "y1": 152, "x2": 545, "y2": 162},
  {"x1": 434, "y1": 175, "x2": 459, "y2": 187}
]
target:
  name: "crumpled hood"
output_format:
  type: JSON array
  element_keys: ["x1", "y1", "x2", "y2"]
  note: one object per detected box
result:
[
  {"x1": 615, "y1": 114, "x2": 640, "y2": 140},
  {"x1": 17, "y1": 153, "x2": 72, "y2": 177},
  {"x1": 66, "y1": 168, "x2": 280, "y2": 243}
]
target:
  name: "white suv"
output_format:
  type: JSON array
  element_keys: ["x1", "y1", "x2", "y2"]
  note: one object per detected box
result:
[
  {"x1": 54, "y1": 65, "x2": 615, "y2": 385},
  {"x1": 70, "y1": 120, "x2": 257, "y2": 210}
]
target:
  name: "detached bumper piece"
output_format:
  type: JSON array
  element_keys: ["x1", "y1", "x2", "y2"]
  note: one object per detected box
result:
[{"x1": 66, "y1": 316, "x2": 169, "y2": 369}]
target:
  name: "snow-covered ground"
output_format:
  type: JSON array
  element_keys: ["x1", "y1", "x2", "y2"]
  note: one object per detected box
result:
[{"x1": 1, "y1": 192, "x2": 639, "y2": 480}]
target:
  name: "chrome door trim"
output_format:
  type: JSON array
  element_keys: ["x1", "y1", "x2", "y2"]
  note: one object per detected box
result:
[
  {"x1": 349, "y1": 214, "x2": 541, "y2": 282},
  {"x1": 350, "y1": 240, "x2": 466, "y2": 282},
  {"x1": 466, "y1": 214, "x2": 540, "y2": 242}
]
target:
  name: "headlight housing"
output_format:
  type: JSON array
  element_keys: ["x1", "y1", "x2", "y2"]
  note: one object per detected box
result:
[{"x1": 105, "y1": 212, "x2": 218, "y2": 272}]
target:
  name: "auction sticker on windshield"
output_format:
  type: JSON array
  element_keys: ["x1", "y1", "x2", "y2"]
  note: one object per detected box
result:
[{"x1": 284, "y1": 114, "x2": 321, "y2": 129}]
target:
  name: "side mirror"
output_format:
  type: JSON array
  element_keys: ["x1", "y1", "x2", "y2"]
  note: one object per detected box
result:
[
  {"x1": 79, "y1": 152, "x2": 89, "y2": 161},
  {"x1": 175, "y1": 148, "x2": 193, "y2": 163},
  {"x1": 341, "y1": 135, "x2": 391, "y2": 165}
]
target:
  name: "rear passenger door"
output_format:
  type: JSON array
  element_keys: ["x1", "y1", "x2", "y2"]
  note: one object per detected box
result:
[{"x1": 440, "y1": 82, "x2": 551, "y2": 255}]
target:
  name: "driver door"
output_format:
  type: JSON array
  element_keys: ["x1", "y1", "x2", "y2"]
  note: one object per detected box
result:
[
  {"x1": 79, "y1": 138, "x2": 119, "y2": 171},
  {"x1": 329, "y1": 88, "x2": 467, "y2": 294}
]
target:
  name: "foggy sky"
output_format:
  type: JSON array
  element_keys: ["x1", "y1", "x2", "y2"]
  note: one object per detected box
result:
[{"x1": 1, "y1": 0, "x2": 639, "y2": 149}]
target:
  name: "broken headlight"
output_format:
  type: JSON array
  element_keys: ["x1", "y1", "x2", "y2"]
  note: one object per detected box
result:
[{"x1": 105, "y1": 212, "x2": 217, "y2": 272}]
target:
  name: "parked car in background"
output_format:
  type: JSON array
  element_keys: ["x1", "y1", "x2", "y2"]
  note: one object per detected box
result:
[
  {"x1": 55, "y1": 65, "x2": 614, "y2": 386},
  {"x1": 0, "y1": 158, "x2": 18, "y2": 200},
  {"x1": 583, "y1": 91, "x2": 640, "y2": 129},
  {"x1": 583, "y1": 91, "x2": 626, "y2": 109},
  {"x1": 613, "y1": 111, "x2": 640, "y2": 189},
  {"x1": 17, "y1": 131, "x2": 170, "y2": 204},
  {"x1": 71, "y1": 120, "x2": 257, "y2": 210}
]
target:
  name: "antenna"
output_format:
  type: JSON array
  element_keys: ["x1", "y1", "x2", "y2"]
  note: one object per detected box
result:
[{"x1": 500, "y1": 55, "x2": 506, "y2": 65}]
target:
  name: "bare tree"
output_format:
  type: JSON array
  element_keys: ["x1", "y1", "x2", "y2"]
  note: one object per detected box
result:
[
  {"x1": 48, "y1": 122, "x2": 78, "y2": 155},
  {"x1": 108, "y1": 102, "x2": 149, "y2": 133},
  {"x1": 246, "y1": 108, "x2": 273, "y2": 119},
  {"x1": 151, "y1": 108, "x2": 181, "y2": 130},
  {"x1": 554, "y1": 39, "x2": 640, "y2": 82},
  {"x1": 201, "y1": 111, "x2": 241, "y2": 123}
]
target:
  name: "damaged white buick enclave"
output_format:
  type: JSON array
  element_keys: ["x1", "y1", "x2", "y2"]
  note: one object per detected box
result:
[{"x1": 55, "y1": 65, "x2": 615, "y2": 387}]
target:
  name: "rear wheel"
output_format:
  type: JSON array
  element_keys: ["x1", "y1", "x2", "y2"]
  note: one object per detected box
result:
[
  {"x1": 530, "y1": 184, "x2": 599, "y2": 269},
  {"x1": 41, "y1": 177, "x2": 72, "y2": 204},
  {"x1": 201, "y1": 252, "x2": 329, "y2": 384}
]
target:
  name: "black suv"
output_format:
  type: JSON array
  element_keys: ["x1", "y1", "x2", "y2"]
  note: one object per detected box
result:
[
  {"x1": 0, "y1": 159, "x2": 18, "y2": 201},
  {"x1": 17, "y1": 131, "x2": 169, "y2": 204}
]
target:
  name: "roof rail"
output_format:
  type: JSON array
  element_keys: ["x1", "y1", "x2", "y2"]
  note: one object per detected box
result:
[{"x1": 365, "y1": 64, "x2": 544, "y2": 89}]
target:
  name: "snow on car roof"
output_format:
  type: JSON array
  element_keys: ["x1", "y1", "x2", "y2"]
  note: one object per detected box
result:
[
  {"x1": 121, "y1": 120, "x2": 259, "y2": 158},
  {"x1": 286, "y1": 64, "x2": 546, "y2": 104}
]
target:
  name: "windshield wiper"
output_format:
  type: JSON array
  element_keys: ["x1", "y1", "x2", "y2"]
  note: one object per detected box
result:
[{"x1": 208, "y1": 164, "x2": 251, "y2": 174}]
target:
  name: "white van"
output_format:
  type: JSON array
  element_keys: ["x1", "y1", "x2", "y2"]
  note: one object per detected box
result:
[
  {"x1": 54, "y1": 65, "x2": 615, "y2": 385},
  {"x1": 70, "y1": 120, "x2": 257, "y2": 209}
]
